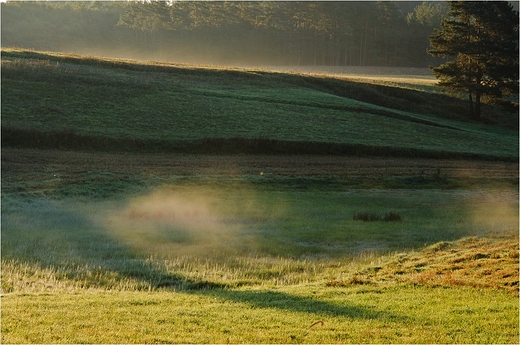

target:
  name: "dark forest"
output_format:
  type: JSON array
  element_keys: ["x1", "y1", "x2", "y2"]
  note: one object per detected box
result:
[{"x1": 2, "y1": 1, "x2": 449, "y2": 67}]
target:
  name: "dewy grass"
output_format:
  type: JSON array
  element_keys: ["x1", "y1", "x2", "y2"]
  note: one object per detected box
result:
[
  {"x1": 2, "y1": 48, "x2": 518, "y2": 159},
  {"x1": 327, "y1": 235, "x2": 519, "y2": 292},
  {"x1": 1, "y1": 48, "x2": 518, "y2": 343},
  {"x1": 2, "y1": 187, "x2": 518, "y2": 293},
  {"x1": 2, "y1": 182, "x2": 518, "y2": 343}
]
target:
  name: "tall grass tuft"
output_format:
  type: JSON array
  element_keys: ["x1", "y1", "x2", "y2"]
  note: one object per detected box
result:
[
  {"x1": 353, "y1": 211, "x2": 402, "y2": 222},
  {"x1": 383, "y1": 211, "x2": 402, "y2": 222}
]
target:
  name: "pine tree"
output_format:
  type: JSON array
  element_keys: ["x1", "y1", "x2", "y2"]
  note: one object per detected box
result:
[{"x1": 428, "y1": 1, "x2": 518, "y2": 120}]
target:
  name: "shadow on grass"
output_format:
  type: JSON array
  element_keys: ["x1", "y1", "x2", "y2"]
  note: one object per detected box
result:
[
  {"x1": 1, "y1": 196, "x2": 402, "y2": 321},
  {"x1": 198, "y1": 288, "x2": 396, "y2": 320},
  {"x1": 3, "y1": 126, "x2": 517, "y2": 161}
]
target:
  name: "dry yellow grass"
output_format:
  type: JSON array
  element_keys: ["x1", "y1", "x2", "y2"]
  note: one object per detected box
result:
[{"x1": 328, "y1": 234, "x2": 519, "y2": 293}]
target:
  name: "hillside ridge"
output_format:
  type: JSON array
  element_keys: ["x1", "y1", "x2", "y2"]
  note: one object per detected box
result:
[{"x1": 1, "y1": 49, "x2": 518, "y2": 160}]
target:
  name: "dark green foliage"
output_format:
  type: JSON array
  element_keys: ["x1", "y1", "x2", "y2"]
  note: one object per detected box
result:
[
  {"x1": 353, "y1": 212, "x2": 382, "y2": 222},
  {"x1": 428, "y1": 1, "x2": 519, "y2": 119}
]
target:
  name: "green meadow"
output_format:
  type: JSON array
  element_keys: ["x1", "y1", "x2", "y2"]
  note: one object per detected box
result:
[
  {"x1": 1, "y1": 49, "x2": 518, "y2": 343},
  {"x1": 2, "y1": 49, "x2": 518, "y2": 158}
]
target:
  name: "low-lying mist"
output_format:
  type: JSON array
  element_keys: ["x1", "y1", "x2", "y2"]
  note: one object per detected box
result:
[
  {"x1": 468, "y1": 190, "x2": 519, "y2": 236},
  {"x1": 96, "y1": 185, "x2": 286, "y2": 258},
  {"x1": 2, "y1": 181, "x2": 518, "y2": 293}
]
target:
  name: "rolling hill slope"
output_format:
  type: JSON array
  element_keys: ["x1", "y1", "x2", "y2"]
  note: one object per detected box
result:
[{"x1": 1, "y1": 49, "x2": 518, "y2": 160}]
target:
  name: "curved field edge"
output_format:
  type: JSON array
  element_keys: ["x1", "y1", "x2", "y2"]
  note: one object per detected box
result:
[
  {"x1": 2, "y1": 126, "x2": 517, "y2": 161},
  {"x1": 2, "y1": 49, "x2": 518, "y2": 160}
]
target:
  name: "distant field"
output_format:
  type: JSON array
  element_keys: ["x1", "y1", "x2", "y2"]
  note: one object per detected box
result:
[{"x1": 259, "y1": 65, "x2": 438, "y2": 91}]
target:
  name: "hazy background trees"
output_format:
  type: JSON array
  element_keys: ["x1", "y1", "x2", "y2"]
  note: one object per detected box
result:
[{"x1": 2, "y1": 0, "x2": 450, "y2": 67}]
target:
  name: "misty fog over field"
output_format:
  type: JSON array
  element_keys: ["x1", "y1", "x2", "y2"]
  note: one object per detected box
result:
[{"x1": 2, "y1": 2, "x2": 519, "y2": 343}]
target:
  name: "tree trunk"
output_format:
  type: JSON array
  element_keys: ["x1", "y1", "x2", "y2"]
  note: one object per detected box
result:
[
  {"x1": 475, "y1": 92, "x2": 481, "y2": 120},
  {"x1": 344, "y1": 36, "x2": 348, "y2": 66},
  {"x1": 363, "y1": 21, "x2": 368, "y2": 66},
  {"x1": 359, "y1": 29, "x2": 363, "y2": 66},
  {"x1": 468, "y1": 91, "x2": 475, "y2": 119},
  {"x1": 474, "y1": 72, "x2": 482, "y2": 120},
  {"x1": 313, "y1": 44, "x2": 317, "y2": 67}
]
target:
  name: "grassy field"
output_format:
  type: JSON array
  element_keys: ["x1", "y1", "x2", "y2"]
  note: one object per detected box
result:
[
  {"x1": 259, "y1": 65, "x2": 439, "y2": 93},
  {"x1": 2, "y1": 148, "x2": 518, "y2": 343},
  {"x1": 1, "y1": 49, "x2": 519, "y2": 343},
  {"x1": 2, "y1": 48, "x2": 518, "y2": 159}
]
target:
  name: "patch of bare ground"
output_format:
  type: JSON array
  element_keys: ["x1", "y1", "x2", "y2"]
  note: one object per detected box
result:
[
  {"x1": 2, "y1": 148, "x2": 518, "y2": 183},
  {"x1": 328, "y1": 235, "x2": 519, "y2": 294}
]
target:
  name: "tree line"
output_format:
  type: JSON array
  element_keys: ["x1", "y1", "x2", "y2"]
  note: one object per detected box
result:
[
  {"x1": 2, "y1": 1, "x2": 448, "y2": 67},
  {"x1": 2, "y1": 1, "x2": 517, "y2": 119}
]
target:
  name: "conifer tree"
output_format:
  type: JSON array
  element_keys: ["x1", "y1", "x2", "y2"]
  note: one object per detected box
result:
[{"x1": 428, "y1": 1, "x2": 519, "y2": 120}]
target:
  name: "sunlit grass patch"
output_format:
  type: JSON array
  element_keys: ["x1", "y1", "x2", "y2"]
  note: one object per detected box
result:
[
  {"x1": 1, "y1": 285, "x2": 517, "y2": 343},
  {"x1": 327, "y1": 234, "x2": 519, "y2": 293}
]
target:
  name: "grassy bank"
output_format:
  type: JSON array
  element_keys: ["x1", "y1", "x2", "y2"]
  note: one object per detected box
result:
[
  {"x1": 2, "y1": 48, "x2": 518, "y2": 159},
  {"x1": 4, "y1": 126, "x2": 517, "y2": 161},
  {"x1": 2, "y1": 185, "x2": 519, "y2": 291}
]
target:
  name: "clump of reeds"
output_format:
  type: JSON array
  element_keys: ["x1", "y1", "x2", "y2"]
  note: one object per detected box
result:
[{"x1": 353, "y1": 211, "x2": 402, "y2": 222}]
